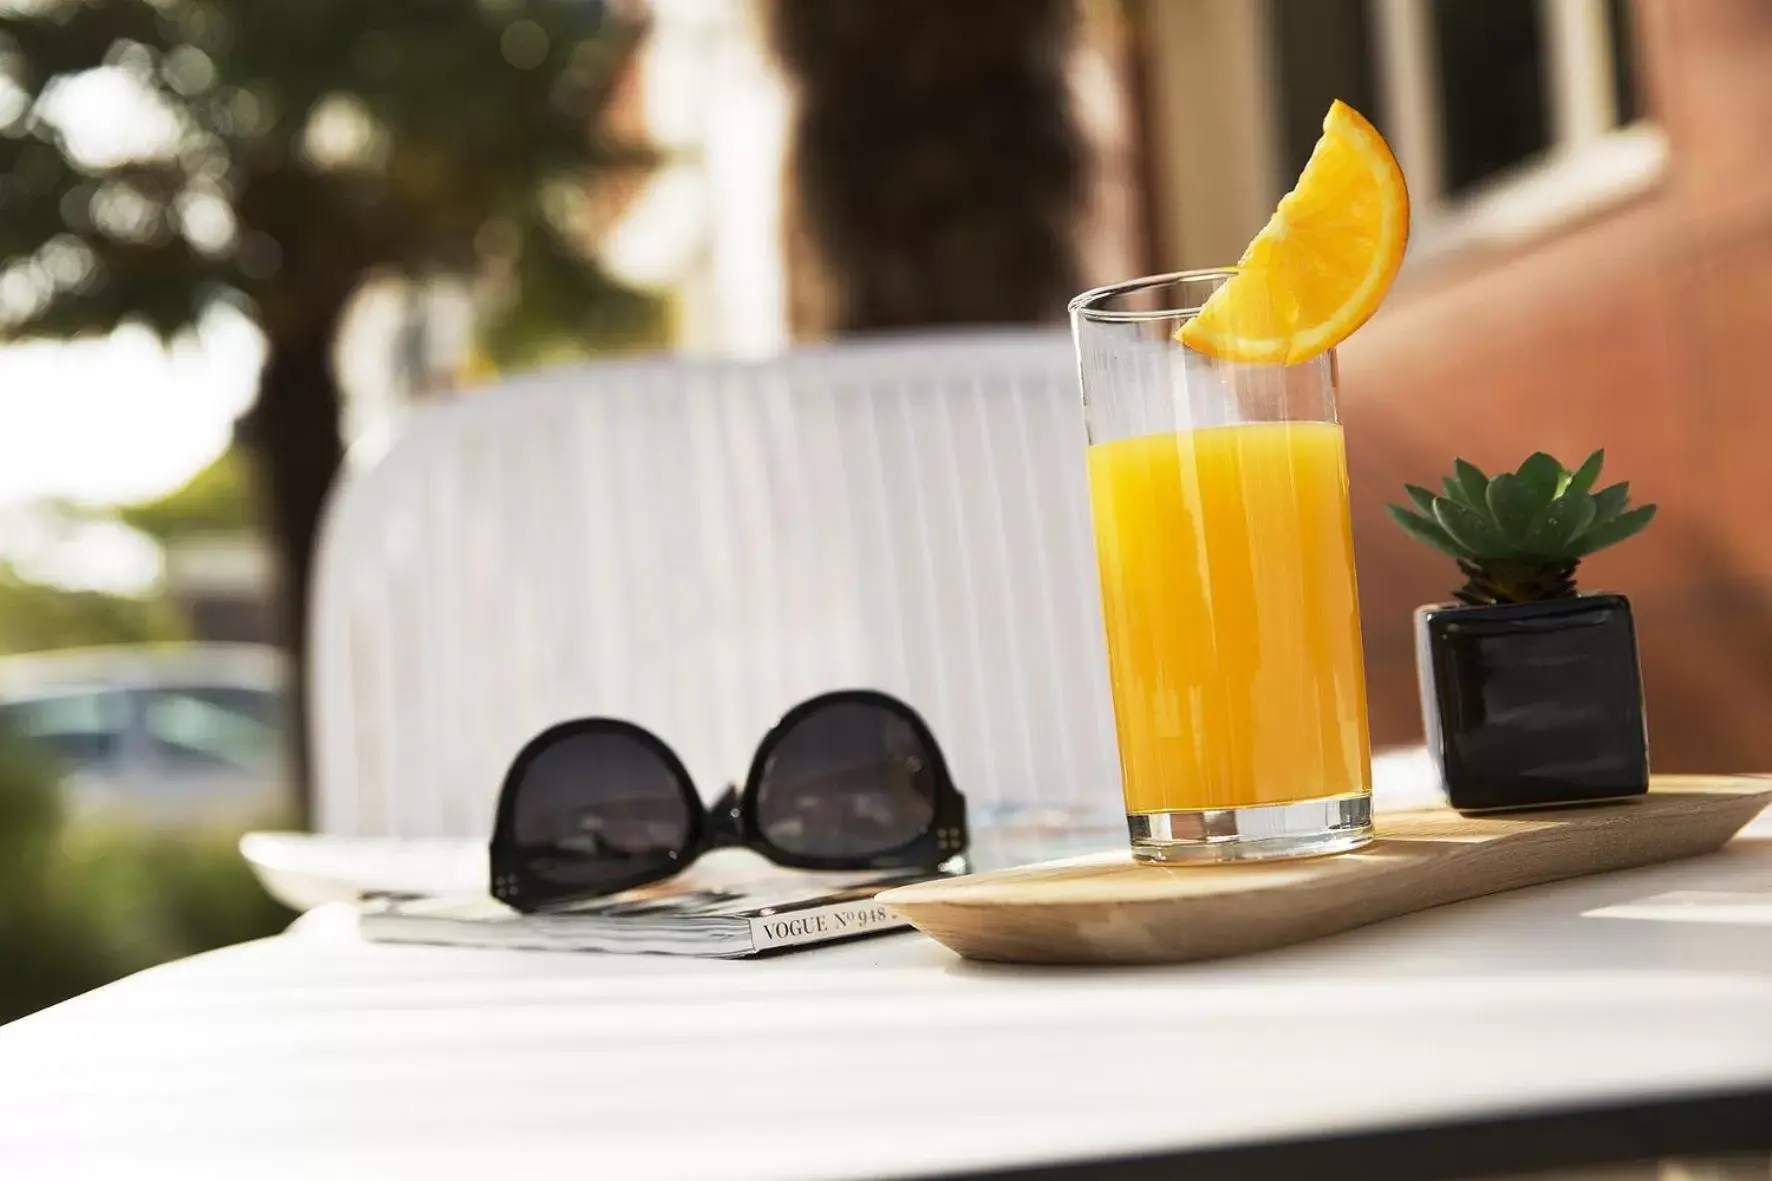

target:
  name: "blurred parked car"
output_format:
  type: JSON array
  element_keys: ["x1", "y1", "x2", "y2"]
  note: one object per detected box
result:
[{"x1": 0, "y1": 644, "x2": 291, "y2": 829}]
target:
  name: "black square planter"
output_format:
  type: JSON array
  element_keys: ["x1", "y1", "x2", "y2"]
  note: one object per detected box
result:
[{"x1": 1414, "y1": 593, "x2": 1649, "y2": 813}]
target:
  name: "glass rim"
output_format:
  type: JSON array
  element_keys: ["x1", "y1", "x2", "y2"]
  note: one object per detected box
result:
[{"x1": 1068, "y1": 268, "x2": 1240, "y2": 324}]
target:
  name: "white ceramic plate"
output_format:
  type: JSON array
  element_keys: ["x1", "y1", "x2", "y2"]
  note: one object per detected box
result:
[{"x1": 240, "y1": 832, "x2": 486, "y2": 912}]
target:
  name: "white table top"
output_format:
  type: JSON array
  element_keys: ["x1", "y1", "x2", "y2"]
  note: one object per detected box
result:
[{"x1": 6, "y1": 824, "x2": 1772, "y2": 1180}]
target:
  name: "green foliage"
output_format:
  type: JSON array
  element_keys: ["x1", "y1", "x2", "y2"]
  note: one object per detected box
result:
[
  {"x1": 1388, "y1": 451, "x2": 1658, "y2": 605},
  {"x1": 116, "y1": 447, "x2": 258, "y2": 542},
  {"x1": 0, "y1": 734, "x2": 105, "y2": 1022},
  {"x1": 0, "y1": 0, "x2": 660, "y2": 351},
  {"x1": 0, "y1": 729, "x2": 292, "y2": 1026},
  {"x1": 476, "y1": 218, "x2": 667, "y2": 368},
  {"x1": 0, "y1": 450, "x2": 254, "y2": 657},
  {"x1": 0, "y1": 562, "x2": 185, "y2": 655}
]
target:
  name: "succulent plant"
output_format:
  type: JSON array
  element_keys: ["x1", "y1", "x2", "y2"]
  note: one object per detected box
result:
[{"x1": 1387, "y1": 450, "x2": 1657, "y2": 606}]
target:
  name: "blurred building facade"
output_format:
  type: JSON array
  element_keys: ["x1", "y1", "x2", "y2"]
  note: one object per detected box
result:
[
  {"x1": 1134, "y1": 0, "x2": 1772, "y2": 769},
  {"x1": 1134, "y1": 0, "x2": 1772, "y2": 770},
  {"x1": 1268, "y1": 0, "x2": 1764, "y2": 769}
]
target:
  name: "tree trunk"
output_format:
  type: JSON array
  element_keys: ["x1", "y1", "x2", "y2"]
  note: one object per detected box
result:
[
  {"x1": 237, "y1": 319, "x2": 346, "y2": 826},
  {"x1": 768, "y1": 0, "x2": 1088, "y2": 336}
]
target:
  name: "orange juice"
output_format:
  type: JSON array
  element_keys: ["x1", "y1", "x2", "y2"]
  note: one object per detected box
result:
[{"x1": 1087, "y1": 421, "x2": 1371, "y2": 815}]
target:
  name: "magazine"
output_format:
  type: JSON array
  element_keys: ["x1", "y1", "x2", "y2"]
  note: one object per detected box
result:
[{"x1": 358, "y1": 857, "x2": 961, "y2": 958}]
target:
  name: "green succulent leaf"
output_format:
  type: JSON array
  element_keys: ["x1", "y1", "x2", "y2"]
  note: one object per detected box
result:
[
  {"x1": 1575, "y1": 503, "x2": 1657, "y2": 556},
  {"x1": 1484, "y1": 473, "x2": 1541, "y2": 543},
  {"x1": 1387, "y1": 504, "x2": 1465, "y2": 558},
  {"x1": 1514, "y1": 452, "x2": 1562, "y2": 509},
  {"x1": 1561, "y1": 491, "x2": 1599, "y2": 547},
  {"x1": 1404, "y1": 484, "x2": 1439, "y2": 515},
  {"x1": 1392, "y1": 452, "x2": 1655, "y2": 577},
  {"x1": 1524, "y1": 490, "x2": 1596, "y2": 554},
  {"x1": 1565, "y1": 449, "x2": 1605, "y2": 497},
  {"x1": 1587, "y1": 482, "x2": 1631, "y2": 531},
  {"x1": 1435, "y1": 498, "x2": 1513, "y2": 557},
  {"x1": 1452, "y1": 459, "x2": 1489, "y2": 512}
]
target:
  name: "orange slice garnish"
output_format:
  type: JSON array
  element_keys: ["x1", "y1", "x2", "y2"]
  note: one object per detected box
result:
[{"x1": 1179, "y1": 100, "x2": 1409, "y2": 365}]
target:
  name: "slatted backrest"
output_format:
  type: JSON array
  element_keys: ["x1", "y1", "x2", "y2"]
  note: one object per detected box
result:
[{"x1": 309, "y1": 330, "x2": 1122, "y2": 838}]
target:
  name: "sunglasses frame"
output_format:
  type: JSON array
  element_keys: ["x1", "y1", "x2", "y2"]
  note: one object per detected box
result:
[{"x1": 490, "y1": 689, "x2": 968, "y2": 912}]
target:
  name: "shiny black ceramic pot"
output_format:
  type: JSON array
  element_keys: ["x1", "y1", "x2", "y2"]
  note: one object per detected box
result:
[{"x1": 1414, "y1": 593, "x2": 1649, "y2": 814}]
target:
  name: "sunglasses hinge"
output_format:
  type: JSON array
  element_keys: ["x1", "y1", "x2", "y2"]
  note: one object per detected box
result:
[{"x1": 705, "y1": 784, "x2": 746, "y2": 848}]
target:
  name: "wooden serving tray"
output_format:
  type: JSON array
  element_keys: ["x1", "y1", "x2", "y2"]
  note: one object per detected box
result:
[{"x1": 880, "y1": 776, "x2": 1772, "y2": 966}]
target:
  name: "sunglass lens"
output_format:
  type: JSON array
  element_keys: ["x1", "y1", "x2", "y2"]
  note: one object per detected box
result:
[
  {"x1": 508, "y1": 729, "x2": 694, "y2": 894},
  {"x1": 753, "y1": 700, "x2": 938, "y2": 858}
]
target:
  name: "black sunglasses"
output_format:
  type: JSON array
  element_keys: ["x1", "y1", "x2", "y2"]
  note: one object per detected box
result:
[{"x1": 490, "y1": 689, "x2": 969, "y2": 912}]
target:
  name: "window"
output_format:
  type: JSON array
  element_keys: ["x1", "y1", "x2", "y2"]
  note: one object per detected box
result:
[
  {"x1": 0, "y1": 689, "x2": 130, "y2": 776},
  {"x1": 137, "y1": 686, "x2": 284, "y2": 777},
  {"x1": 1272, "y1": 0, "x2": 1386, "y2": 187},
  {"x1": 1604, "y1": 0, "x2": 1640, "y2": 125},
  {"x1": 1431, "y1": 0, "x2": 1551, "y2": 198},
  {"x1": 1270, "y1": 0, "x2": 1659, "y2": 258}
]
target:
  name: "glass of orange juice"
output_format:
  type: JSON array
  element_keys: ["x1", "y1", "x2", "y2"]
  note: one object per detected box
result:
[{"x1": 1070, "y1": 270, "x2": 1373, "y2": 863}]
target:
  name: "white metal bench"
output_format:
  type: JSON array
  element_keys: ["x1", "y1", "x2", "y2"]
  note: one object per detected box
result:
[{"x1": 309, "y1": 330, "x2": 1122, "y2": 839}]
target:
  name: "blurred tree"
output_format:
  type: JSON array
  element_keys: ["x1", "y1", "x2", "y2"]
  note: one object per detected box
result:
[
  {"x1": 116, "y1": 445, "x2": 256, "y2": 543},
  {"x1": 0, "y1": 561, "x2": 184, "y2": 653},
  {"x1": 0, "y1": 725, "x2": 293, "y2": 1025},
  {"x1": 0, "y1": 730, "x2": 110, "y2": 1023},
  {"x1": 767, "y1": 0, "x2": 1087, "y2": 335},
  {"x1": 0, "y1": 0, "x2": 658, "y2": 806}
]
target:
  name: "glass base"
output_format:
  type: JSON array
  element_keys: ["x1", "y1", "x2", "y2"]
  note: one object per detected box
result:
[{"x1": 1127, "y1": 795, "x2": 1373, "y2": 864}]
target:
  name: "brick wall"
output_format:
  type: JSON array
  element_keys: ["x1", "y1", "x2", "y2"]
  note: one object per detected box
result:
[{"x1": 1339, "y1": 0, "x2": 1772, "y2": 771}]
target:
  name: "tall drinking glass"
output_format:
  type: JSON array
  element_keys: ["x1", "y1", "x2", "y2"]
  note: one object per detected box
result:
[{"x1": 1070, "y1": 270, "x2": 1374, "y2": 863}]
